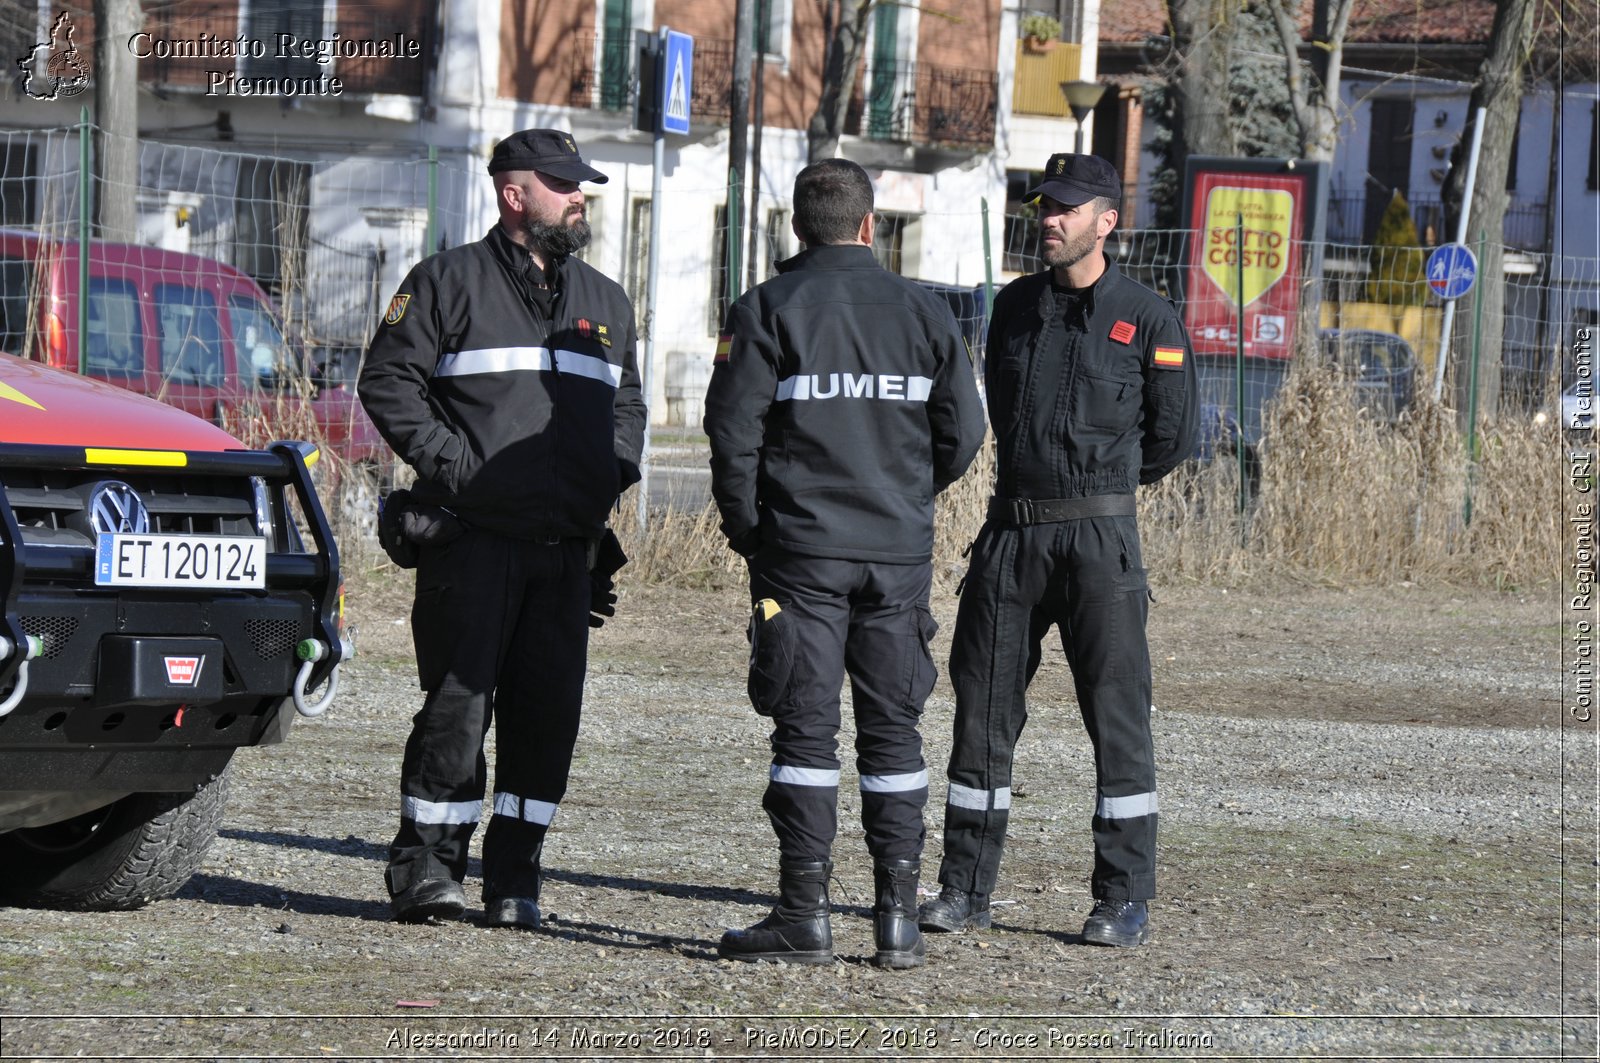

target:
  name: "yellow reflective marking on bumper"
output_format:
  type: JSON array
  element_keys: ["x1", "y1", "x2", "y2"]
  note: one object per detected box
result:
[{"x1": 84, "y1": 448, "x2": 188, "y2": 467}]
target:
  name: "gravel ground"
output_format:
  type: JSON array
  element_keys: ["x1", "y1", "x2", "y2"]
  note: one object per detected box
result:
[{"x1": 0, "y1": 578, "x2": 1593, "y2": 1061}]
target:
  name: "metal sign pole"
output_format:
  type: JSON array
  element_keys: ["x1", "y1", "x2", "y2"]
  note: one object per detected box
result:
[
  {"x1": 1431, "y1": 106, "x2": 1487, "y2": 402},
  {"x1": 637, "y1": 27, "x2": 670, "y2": 536}
]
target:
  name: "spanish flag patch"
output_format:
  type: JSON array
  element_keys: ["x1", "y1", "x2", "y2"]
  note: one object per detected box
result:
[
  {"x1": 714, "y1": 334, "x2": 733, "y2": 365},
  {"x1": 1153, "y1": 345, "x2": 1185, "y2": 369}
]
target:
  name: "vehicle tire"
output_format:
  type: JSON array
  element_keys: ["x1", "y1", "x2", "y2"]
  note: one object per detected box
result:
[{"x1": 0, "y1": 768, "x2": 231, "y2": 911}]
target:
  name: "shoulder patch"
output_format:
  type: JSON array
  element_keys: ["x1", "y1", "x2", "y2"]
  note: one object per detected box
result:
[
  {"x1": 1110, "y1": 320, "x2": 1137, "y2": 344},
  {"x1": 384, "y1": 294, "x2": 411, "y2": 325},
  {"x1": 1153, "y1": 345, "x2": 1185, "y2": 369},
  {"x1": 714, "y1": 333, "x2": 733, "y2": 365}
]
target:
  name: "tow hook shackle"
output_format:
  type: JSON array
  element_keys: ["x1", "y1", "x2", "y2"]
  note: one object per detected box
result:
[
  {"x1": 291, "y1": 636, "x2": 354, "y2": 718},
  {"x1": 0, "y1": 634, "x2": 45, "y2": 719}
]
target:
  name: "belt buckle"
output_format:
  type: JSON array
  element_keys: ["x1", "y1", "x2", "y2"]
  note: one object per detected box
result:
[{"x1": 1011, "y1": 498, "x2": 1034, "y2": 525}]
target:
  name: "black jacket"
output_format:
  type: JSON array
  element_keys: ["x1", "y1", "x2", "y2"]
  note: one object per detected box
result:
[
  {"x1": 985, "y1": 257, "x2": 1197, "y2": 501},
  {"x1": 704, "y1": 244, "x2": 986, "y2": 564},
  {"x1": 358, "y1": 225, "x2": 646, "y2": 539}
]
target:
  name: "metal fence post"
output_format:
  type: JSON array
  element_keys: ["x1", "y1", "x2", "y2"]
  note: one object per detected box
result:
[
  {"x1": 981, "y1": 196, "x2": 995, "y2": 319},
  {"x1": 425, "y1": 145, "x2": 438, "y2": 255},
  {"x1": 1463, "y1": 229, "x2": 1488, "y2": 526},
  {"x1": 77, "y1": 107, "x2": 91, "y2": 376},
  {"x1": 1235, "y1": 213, "x2": 1247, "y2": 537}
]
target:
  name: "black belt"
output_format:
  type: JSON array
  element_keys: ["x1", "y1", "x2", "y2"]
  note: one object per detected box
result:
[{"x1": 986, "y1": 494, "x2": 1136, "y2": 525}]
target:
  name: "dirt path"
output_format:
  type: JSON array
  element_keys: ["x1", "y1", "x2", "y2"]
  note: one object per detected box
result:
[{"x1": 0, "y1": 579, "x2": 1590, "y2": 1060}]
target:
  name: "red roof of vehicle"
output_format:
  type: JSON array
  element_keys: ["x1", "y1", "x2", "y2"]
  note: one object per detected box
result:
[{"x1": 0, "y1": 353, "x2": 243, "y2": 451}]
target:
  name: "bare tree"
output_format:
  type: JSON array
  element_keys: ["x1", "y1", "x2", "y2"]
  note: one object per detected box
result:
[
  {"x1": 806, "y1": 0, "x2": 876, "y2": 162},
  {"x1": 1440, "y1": 0, "x2": 1539, "y2": 420},
  {"x1": 1265, "y1": 0, "x2": 1356, "y2": 162},
  {"x1": 1166, "y1": 0, "x2": 1244, "y2": 161}
]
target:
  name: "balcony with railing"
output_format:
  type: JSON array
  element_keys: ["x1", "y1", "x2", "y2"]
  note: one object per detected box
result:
[
  {"x1": 568, "y1": 34, "x2": 733, "y2": 123},
  {"x1": 1327, "y1": 193, "x2": 1552, "y2": 253},
  {"x1": 844, "y1": 62, "x2": 998, "y2": 150},
  {"x1": 137, "y1": 2, "x2": 434, "y2": 97}
]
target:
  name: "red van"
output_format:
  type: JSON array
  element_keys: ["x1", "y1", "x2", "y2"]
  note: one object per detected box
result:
[{"x1": 0, "y1": 229, "x2": 386, "y2": 469}]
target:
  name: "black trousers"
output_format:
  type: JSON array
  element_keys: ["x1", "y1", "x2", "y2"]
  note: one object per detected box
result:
[
  {"x1": 939, "y1": 515, "x2": 1157, "y2": 901},
  {"x1": 386, "y1": 530, "x2": 591, "y2": 902},
  {"x1": 747, "y1": 549, "x2": 937, "y2": 864}
]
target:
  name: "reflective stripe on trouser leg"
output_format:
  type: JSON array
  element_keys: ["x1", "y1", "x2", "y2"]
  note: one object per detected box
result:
[
  {"x1": 750, "y1": 552, "x2": 854, "y2": 863},
  {"x1": 1062, "y1": 515, "x2": 1157, "y2": 901},
  {"x1": 482, "y1": 536, "x2": 591, "y2": 901},
  {"x1": 848, "y1": 561, "x2": 938, "y2": 863},
  {"x1": 763, "y1": 764, "x2": 841, "y2": 862},
  {"x1": 388, "y1": 530, "x2": 508, "y2": 896},
  {"x1": 940, "y1": 526, "x2": 1036, "y2": 894}
]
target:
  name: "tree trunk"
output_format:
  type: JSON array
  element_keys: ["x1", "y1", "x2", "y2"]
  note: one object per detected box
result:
[
  {"x1": 1167, "y1": 0, "x2": 1240, "y2": 166},
  {"x1": 1445, "y1": 0, "x2": 1538, "y2": 424},
  {"x1": 806, "y1": 0, "x2": 874, "y2": 162},
  {"x1": 93, "y1": 0, "x2": 140, "y2": 241},
  {"x1": 1267, "y1": 0, "x2": 1355, "y2": 162}
]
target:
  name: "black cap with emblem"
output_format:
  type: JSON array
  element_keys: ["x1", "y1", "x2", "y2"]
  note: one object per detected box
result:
[
  {"x1": 1023, "y1": 153, "x2": 1121, "y2": 207},
  {"x1": 487, "y1": 128, "x2": 609, "y2": 184}
]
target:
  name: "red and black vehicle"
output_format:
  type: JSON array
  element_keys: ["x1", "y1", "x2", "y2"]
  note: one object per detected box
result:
[{"x1": 0, "y1": 351, "x2": 349, "y2": 910}]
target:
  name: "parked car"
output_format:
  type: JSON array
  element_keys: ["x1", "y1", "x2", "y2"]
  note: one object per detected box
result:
[
  {"x1": 0, "y1": 351, "x2": 349, "y2": 909},
  {"x1": 1318, "y1": 328, "x2": 1418, "y2": 421},
  {"x1": 0, "y1": 229, "x2": 386, "y2": 467},
  {"x1": 1534, "y1": 380, "x2": 1595, "y2": 437}
]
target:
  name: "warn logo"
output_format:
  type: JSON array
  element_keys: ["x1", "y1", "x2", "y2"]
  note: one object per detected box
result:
[{"x1": 163, "y1": 656, "x2": 204, "y2": 686}]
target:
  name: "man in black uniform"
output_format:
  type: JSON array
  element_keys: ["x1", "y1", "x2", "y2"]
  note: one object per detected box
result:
[
  {"x1": 704, "y1": 159, "x2": 985, "y2": 968},
  {"x1": 919, "y1": 154, "x2": 1197, "y2": 947},
  {"x1": 358, "y1": 129, "x2": 646, "y2": 928}
]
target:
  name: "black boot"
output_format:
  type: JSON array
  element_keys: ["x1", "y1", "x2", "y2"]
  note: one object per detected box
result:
[
  {"x1": 718, "y1": 860, "x2": 833, "y2": 964},
  {"x1": 871, "y1": 858, "x2": 926, "y2": 969},
  {"x1": 918, "y1": 884, "x2": 991, "y2": 932}
]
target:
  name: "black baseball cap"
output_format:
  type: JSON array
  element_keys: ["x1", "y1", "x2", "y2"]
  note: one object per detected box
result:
[
  {"x1": 1023, "y1": 153, "x2": 1121, "y2": 206},
  {"x1": 487, "y1": 128, "x2": 609, "y2": 184}
]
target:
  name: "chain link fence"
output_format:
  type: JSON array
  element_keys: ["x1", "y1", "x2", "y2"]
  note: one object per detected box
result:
[{"x1": 0, "y1": 119, "x2": 1583, "y2": 584}]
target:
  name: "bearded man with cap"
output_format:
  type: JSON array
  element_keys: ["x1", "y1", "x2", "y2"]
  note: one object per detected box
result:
[
  {"x1": 359, "y1": 129, "x2": 645, "y2": 927},
  {"x1": 918, "y1": 153, "x2": 1197, "y2": 947}
]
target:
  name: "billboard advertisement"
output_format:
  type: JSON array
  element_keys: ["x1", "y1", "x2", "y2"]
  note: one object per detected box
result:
[{"x1": 1182, "y1": 162, "x2": 1319, "y2": 360}]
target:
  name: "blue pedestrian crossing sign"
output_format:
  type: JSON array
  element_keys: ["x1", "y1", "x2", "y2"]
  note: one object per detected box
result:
[
  {"x1": 661, "y1": 30, "x2": 693, "y2": 135},
  {"x1": 1426, "y1": 242, "x2": 1477, "y2": 301}
]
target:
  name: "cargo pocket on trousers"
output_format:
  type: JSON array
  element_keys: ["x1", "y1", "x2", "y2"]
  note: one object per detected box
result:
[{"x1": 747, "y1": 598, "x2": 796, "y2": 717}]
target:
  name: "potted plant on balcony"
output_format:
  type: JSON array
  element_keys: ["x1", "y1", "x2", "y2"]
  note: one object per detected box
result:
[{"x1": 1020, "y1": 12, "x2": 1062, "y2": 53}]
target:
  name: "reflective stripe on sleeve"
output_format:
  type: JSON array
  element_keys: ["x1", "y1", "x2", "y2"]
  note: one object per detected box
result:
[
  {"x1": 401, "y1": 796, "x2": 482, "y2": 825},
  {"x1": 860, "y1": 769, "x2": 929, "y2": 793},
  {"x1": 1096, "y1": 791, "x2": 1158, "y2": 819},
  {"x1": 492, "y1": 792, "x2": 559, "y2": 825},
  {"x1": 770, "y1": 765, "x2": 841, "y2": 787}
]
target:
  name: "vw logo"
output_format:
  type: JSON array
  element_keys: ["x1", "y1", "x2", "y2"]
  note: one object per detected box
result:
[{"x1": 88, "y1": 481, "x2": 150, "y2": 535}]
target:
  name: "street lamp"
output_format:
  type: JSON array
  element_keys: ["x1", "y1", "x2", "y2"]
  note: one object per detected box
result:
[{"x1": 1059, "y1": 80, "x2": 1108, "y2": 154}]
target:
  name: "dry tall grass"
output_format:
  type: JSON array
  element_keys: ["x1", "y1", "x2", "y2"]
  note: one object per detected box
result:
[{"x1": 604, "y1": 367, "x2": 1560, "y2": 593}]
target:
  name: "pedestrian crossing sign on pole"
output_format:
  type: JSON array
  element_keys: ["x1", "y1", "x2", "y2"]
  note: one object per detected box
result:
[{"x1": 660, "y1": 30, "x2": 693, "y2": 135}]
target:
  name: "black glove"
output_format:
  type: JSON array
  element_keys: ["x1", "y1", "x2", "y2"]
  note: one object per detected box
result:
[
  {"x1": 589, "y1": 574, "x2": 617, "y2": 629},
  {"x1": 728, "y1": 527, "x2": 762, "y2": 559},
  {"x1": 587, "y1": 529, "x2": 628, "y2": 629},
  {"x1": 377, "y1": 490, "x2": 420, "y2": 569},
  {"x1": 377, "y1": 489, "x2": 468, "y2": 569}
]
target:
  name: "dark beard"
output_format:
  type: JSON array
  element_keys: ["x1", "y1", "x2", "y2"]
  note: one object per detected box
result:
[{"x1": 523, "y1": 213, "x2": 591, "y2": 259}]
